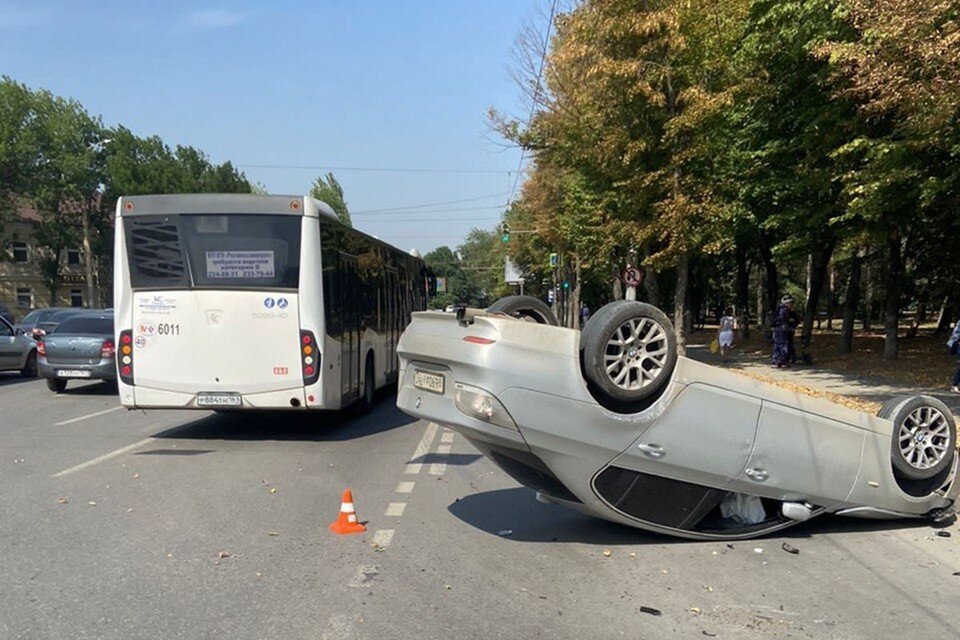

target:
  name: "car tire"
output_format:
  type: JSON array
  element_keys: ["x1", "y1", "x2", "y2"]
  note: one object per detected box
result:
[
  {"x1": 358, "y1": 355, "x2": 375, "y2": 414},
  {"x1": 580, "y1": 301, "x2": 678, "y2": 405},
  {"x1": 886, "y1": 395, "x2": 956, "y2": 481},
  {"x1": 46, "y1": 378, "x2": 67, "y2": 394},
  {"x1": 20, "y1": 351, "x2": 38, "y2": 378},
  {"x1": 487, "y1": 295, "x2": 558, "y2": 326}
]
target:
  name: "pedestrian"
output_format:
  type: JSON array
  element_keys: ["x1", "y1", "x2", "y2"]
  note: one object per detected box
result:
[
  {"x1": 718, "y1": 307, "x2": 736, "y2": 362},
  {"x1": 948, "y1": 317, "x2": 960, "y2": 392},
  {"x1": 772, "y1": 295, "x2": 798, "y2": 368}
]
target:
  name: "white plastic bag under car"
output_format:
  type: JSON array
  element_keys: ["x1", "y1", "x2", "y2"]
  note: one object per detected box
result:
[{"x1": 719, "y1": 493, "x2": 766, "y2": 525}]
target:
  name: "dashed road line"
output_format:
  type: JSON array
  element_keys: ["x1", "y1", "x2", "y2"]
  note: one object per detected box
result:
[
  {"x1": 395, "y1": 481, "x2": 415, "y2": 493},
  {"x1": 51, "y1": 437, "x2": 154, "y2": 478},
  {"x1": 54, "y1": 405, "x2": 124, "y2": 426},
  {"x1": 384, "y1": 502, "x2": 407, "y2": 517},
  {"x1": 405, "y1": 422, "x2": 438, "y2": 474},
  {"x1": 437, "y1": 444, "x2": 452, "y2": 455},
  {"x1": 440, "y1": 431, "x2": 454, "y2": 444},
  {"x1": 371, "y1": 529, "x2": 395, "y2": 548}
]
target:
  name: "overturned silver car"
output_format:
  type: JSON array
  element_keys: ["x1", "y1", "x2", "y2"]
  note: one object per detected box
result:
[{"x1": 396, "y1": 297, "x2": 957, "y2": 540}]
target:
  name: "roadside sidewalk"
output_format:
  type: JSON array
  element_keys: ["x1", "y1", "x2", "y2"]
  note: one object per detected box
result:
[{"x1": 687, "y1": 342, "x2": 960, "y2": 415}]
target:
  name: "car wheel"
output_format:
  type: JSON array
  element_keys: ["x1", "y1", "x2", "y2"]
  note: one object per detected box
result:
[
  {"x1": 886, "y1": 395, "x2": 956, "y2": 481},
  {"x1": 358, "y1": 356, "x2": 375, "y2": 414},
  {"x1": 46, "y1": 378, "x2": 67, "y2": 394},
  {"x1": 20, "y1": 351, "x2": 38, "y2": 378},
  {"x1": 487, "y1": 295, "x2": 558, "y2": 326},
  {"x1": 580, "y1": 301, "x2": 677, "y2": 405}
]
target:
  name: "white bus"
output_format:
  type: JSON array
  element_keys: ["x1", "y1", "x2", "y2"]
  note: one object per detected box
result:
[{"x1": 113, "y1": 194, "x2": 429, "y2": 412}]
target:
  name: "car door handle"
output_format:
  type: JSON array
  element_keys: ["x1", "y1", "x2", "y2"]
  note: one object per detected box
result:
[
  {"x1": 744, "y1": 468, "x2": 768, "y2": 482},
  {"x1": 637, "y1": 443, "x2": 665, "y2": 458}
]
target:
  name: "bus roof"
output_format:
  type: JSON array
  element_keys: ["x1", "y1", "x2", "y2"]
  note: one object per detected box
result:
[{"x1": 116, "y1": 193, "x2": 339, "y2": 220}]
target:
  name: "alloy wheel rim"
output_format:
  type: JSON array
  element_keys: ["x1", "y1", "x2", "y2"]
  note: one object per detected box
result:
[
  {"x1": 898, "y1": 406, "x2": 950, "y2": 470},
  {"x1": 603, "y1": 317, "x2": 668, "y2": 390}
]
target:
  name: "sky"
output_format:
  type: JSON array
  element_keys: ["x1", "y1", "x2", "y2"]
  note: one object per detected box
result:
[{"x1": 0, "y1": 0, "x2": 544, "y2": 253}]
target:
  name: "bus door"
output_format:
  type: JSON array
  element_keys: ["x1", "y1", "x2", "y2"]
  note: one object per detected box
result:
[
  {"x1": 384, "y1": 268, "x2": 397, "y2": 377},
  {"x1": 339, "y1": 254, "x2": 360, "y2": 402}
]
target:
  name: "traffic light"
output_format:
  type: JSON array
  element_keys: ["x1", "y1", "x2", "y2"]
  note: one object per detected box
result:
[
  {"x1": 563, "y1": 281, "x2": 570, "y2": 290},
  {"x1": 500, "y1": 221, "x2": 510, "y2": 243}
]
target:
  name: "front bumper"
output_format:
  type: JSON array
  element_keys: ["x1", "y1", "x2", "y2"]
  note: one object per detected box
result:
[{"x1": 39, "y1": 358, "x2": 116, "y2": 381}]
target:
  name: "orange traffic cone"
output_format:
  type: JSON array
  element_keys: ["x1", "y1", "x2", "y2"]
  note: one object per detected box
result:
[{"x1": 330, "y1": 489, "x2": 366, "y2": 535}]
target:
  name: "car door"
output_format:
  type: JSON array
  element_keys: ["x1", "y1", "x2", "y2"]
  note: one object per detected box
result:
[
  {"x1": 731, "y1": 401, "x2": 865, "y2": 505},
  {"x1": 609, "y1": 383, "x2": 761, "y2": 489},
  {"x1": 0, "y1": 318, "x2": 17, "y2": 369}
]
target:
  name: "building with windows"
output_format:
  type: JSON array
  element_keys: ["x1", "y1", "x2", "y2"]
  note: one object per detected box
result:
[{"x1": 0, "y1": 203, "x2": 105, "y2": 320}]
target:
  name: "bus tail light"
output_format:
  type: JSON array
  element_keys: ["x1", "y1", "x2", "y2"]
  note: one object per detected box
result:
[
  {"x1": 118, "y1": 330, "x2": 134, "y2": 385},
  {"x1": 301, "y1": 330, "x2": 320, "y2": 385},
  {"x1": 101, "y1": 340, "x2": 116, "y2": 359}
]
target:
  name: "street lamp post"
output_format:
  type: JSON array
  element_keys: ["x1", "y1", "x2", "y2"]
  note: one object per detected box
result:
[{"x1": 85, "y1": 139, "x2": 112, "y2": 308}]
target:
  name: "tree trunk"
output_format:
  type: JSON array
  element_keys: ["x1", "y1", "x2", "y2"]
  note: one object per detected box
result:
[
  {"x1": 935, "y1": 293, "x2": 954, "y2": 335},
  {"x1": 840, "y1": 253, "x2": 862, "y2": 354},
  {"x1": 800, "y1": 239, "x2": 835, "y2": 350},
  {"x1": 674, "y1": 253, "x2": 690, "y2": 356},
  {"x1": 82, "y1": 205, "x2": 97, "y2": 308},
  {"x1": 862, "y1": 263, "x2": 873, "y2": 331},
  {"x1": 757, "y1": 264, "x2": 766, "y2": 328},
  {"x1": 883, "y1": 234, "x2": 904, "y2": 359},
  {"x1": 825, "y1": 263, "x2": 836, "y2": 330},
  {"x1": 572, "y1": 254, "x2": 582, "y2": 330},
  {"x1": 735, "y1": 244, "x2": 750, "y2": 339},
  {"x1": 757, "y1": 229, "x2": 779, "y2": 317}
]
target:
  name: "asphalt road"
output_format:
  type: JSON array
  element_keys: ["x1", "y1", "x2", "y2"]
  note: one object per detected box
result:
[{"x1": 2, "y1": 372, "x2": 958, "y2": 640}]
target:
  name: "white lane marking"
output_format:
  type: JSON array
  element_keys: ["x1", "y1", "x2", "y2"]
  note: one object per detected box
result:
[
  {"x1": 437, "y1": 444, "x2": 452, "y2": 455},
  {"x1": 322, "y1": 613, "x2": 357, "y2": 639},
  {"x1": 54, "y1": 405, "x2": 123, "y2": 426},
  {"x1": 440, "y1": 432, "x2": 454, "y2": 444},
  {"x1": 371, "y1": 529, "x2": 394, "y2": 548},
  {"x1": 405, "y1": 422, "x2": 438, "y2": 474},
  {"x1": 396, "y1": 481, "x2": 415, "y2": 494},
  {"x1": 348, "y1": 564, "x2": 381, "y2": 588},
  {"x1": 384, "y1": 502, "x2": 407, "y2": 517},
  {"x1": 429, "y1": 462, "x2": 447, "y2": 476},
  {"x1": 51, "y1": 437, "x2": 154, "y2": 478}
]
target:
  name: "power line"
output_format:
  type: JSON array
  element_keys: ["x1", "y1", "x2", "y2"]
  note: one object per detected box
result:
[
  {"x1": 351, "y1": 191, "x2": 508, "y2": 214},
  {"x1": 238, "y1": 163, "x2": 510, "y2": 175},
  {"x1": 358, "y1": 216, "x2": 500, "y2": 223},
  {"x1": 508, "y1": 0, "x2": 559, "y2": 204}
]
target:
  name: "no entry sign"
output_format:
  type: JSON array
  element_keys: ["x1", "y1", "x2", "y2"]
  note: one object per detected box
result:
[{"x1": 622, "y1": 267, "x2": 643, "y2": 287}]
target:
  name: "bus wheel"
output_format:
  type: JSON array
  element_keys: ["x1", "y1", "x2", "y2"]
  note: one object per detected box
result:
[{"x1": 359, "y1": 356, "x2": 375, "y2": 415}]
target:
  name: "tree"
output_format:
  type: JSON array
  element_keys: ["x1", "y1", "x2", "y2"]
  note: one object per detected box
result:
[{"x1": 310, "y1": 172, "x2": 351, "y2": 226}]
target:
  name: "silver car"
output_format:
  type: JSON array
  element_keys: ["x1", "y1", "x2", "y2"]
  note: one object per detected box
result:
[
  {"x1": 37, "y1": 312, "x2": 116, "y2": 393},
  {"x1": 396, "y1": 297, "x2": 958, "y2": 540},
  {"x1": 0, "y1": 316, "x2": 39, "y2": 378}
]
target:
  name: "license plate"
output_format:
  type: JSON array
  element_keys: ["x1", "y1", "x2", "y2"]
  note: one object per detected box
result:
[
  {"x1": 413, "y1": 370, "x2": 444, "y2": 394},
  {"x1": 196, "y1": 392, "x2": 242, "y2": 407},
  {"x1": 57, "y1": 370, "x2": 91, "y2": 378}
]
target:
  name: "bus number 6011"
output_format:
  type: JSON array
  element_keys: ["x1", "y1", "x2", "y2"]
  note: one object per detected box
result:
[{"x1": 158, "y1": 323, "x2": 181, "y2": 336}]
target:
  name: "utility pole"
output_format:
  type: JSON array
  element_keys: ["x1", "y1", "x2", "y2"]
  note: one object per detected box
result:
[{"x1": 82, "y1": 202, "x2": 97, "y2": 308}]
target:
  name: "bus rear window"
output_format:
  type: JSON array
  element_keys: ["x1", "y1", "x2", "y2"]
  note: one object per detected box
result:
[{"x1": 126, "y1": 214, "x2": 302, "y2": 289}]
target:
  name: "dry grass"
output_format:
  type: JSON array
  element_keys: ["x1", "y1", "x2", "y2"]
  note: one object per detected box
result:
[{"x1": 730, "y1": 326, "x2": 954, "y2": 390}]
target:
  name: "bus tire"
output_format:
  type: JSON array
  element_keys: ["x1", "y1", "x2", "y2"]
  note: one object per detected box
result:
[{"x1": 359, "y1": 353, "x2": 375, "y2": 415}]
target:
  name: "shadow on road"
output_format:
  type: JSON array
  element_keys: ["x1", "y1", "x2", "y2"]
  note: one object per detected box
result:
[
  {"x1": 410, "y1": 452, "x2": 482, "y2": 466},
  {"x1": 60, "y1": 380, "x2": 119, "y2": 396},
  {"x1": 153, "y1": 392, "x2": 416, "y2": 443},
  {"x1": 450, "y1": 487, "x2": 948, "y2": 545},
  {"x1": 448, "y1": 487, "x2": 675, "y2": 545},
  {"x1": 0, "y1": 372, "x2": 38, "y2": 388}
]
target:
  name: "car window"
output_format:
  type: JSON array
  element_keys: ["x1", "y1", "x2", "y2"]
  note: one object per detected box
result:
[
  {"x1": 54, "y1": 316, "x2": 114, "y2": 335},
  {"x1": 0, "y1": 318, "x2": 12, "y2": 337}
]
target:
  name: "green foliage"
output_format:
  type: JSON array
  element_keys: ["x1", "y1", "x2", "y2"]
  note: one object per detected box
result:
[{"x1": 309, "y1": 172, "x2": 351, "y2": 227}]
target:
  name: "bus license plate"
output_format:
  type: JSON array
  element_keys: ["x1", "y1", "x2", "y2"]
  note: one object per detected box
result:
[
  {"x1": 57, "y1": 369, "x2": 91, "y2": 378},
  {"x1": 196, "y1": 392, "x2": 242, "y2": 407},
  {"x1": 413, "y1": 370, "x2": 444, "y2": 394}
]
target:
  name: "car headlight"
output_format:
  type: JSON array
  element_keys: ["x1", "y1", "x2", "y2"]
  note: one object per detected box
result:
[{"x1": 454, "y1": 383, "x2": 517, "y2": 430}]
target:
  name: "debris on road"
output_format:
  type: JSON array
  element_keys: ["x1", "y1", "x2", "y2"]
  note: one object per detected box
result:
[
  {"x1": 217, "y1": 551, "x2": 231, "y2": 559},
  {"x1": 753, "y1": 547, "x2": 763, "y2": 554},
  {"x1": 781, "y1": 542, "x2": 800, "y2": 555},
  {"x1": 690, "y1": 607, "x2": 701, "y2": 614},
  {"x1": 57, "y1": 497, "x2": 68, "y2": 504},
  {"x1": 444, "y1": 584, "x2": 452, "y2": 590},
  {"x1": 497, "y1": 529, "x2": 513, "y2": 536},
  {"x1": 133, "y1": 473, "x2": 140, "y2": 479},
  {"x1": 934, "y1": 531, "x2": 951, "y2": 538},
  {"x1": 602, "y1": 549, "x2": 611, "y2": 557},
  {"x1": 88, "y1": 501, "x2": 96, "y2": 506},
  {"x1": 629, "y1": 552, "x2": 636, "y2": 558},
  {"x1": 702, "y1": 631, "x2": 717, "y2": 637},
  {"x1": 267, "y1": 531, "x2": 280, "y2": 537},
  {"x1": 639, "y1": 606, "x2": 662, "y2": 617},
  {"x1": 268, "y1": 487, "x2": 277, "y2": 494}
]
